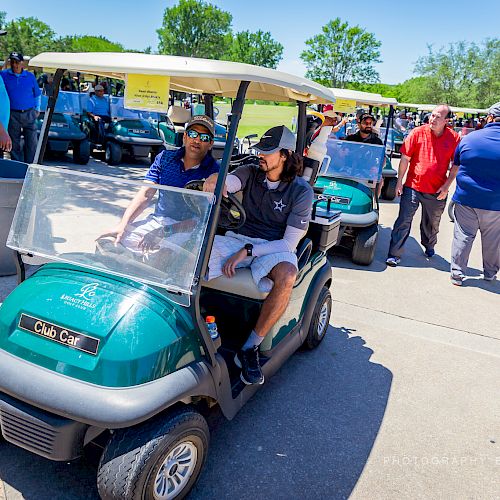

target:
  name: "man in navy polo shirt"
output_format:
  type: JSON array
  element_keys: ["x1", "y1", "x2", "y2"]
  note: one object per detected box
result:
[
  {"x1": 101, "y1": 115, "x2": 219, "y2": 252},
  {"x1": 450, "y1": 102, "x2": 500, "y2": 286},
  {"x1": 203, "y1": 125, "x2": 314, "y2": 385},
  {"x1": 0, "y1": 51, "x2": 41, "y2": 162}
]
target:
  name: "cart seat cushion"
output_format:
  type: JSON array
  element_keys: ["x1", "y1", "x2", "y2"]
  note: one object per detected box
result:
[
  {"x1": 203, "y1": 268, "x2": 269, "y2": 300},
  {"x1": 167, "y1": 106, "x2": 192, "y2": 125}
]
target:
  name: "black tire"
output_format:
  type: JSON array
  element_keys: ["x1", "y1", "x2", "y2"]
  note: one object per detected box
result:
[
  {"x1": 381, "y1": 177, "x2": 398, "y2": 201},
  {"x1": 105, "y1": 142, "x2": 122, "y2": 165},
  {"x1": 448, "y1": 201, "x2": 455, "y2": 222},
  {"x1": 303, "y1": 286, "x2": 332, "y2": 350},
  {"x1": 72, "y1": 139, "x2": 90, "y2": 164},
  {"x1": 97, "y1": 406, "x2": 209, "y2": 500},
  {"x1": 352, "y1": 224, "x2": 378, "y2": 266}
]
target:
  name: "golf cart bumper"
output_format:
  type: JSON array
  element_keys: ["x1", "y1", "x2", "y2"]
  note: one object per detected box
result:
[
  {"x1": 0, "y1": 349, "x2": 216, "y2": 430},
  {"x1": 340, "y1": 210, "x2": 378, "y2": 227},
  {"x1": 113, "y1": 136, "x2": 164, "y2": 146}
]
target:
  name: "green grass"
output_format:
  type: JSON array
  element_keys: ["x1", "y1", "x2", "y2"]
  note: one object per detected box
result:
[{"x1": 215, "y1": 103, "x2": 297, "y2": 139}]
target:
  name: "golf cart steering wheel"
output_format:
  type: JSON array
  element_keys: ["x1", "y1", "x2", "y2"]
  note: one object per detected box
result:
[{"x1": 184, "y1": 179, "x2": 246, "y2": 231}]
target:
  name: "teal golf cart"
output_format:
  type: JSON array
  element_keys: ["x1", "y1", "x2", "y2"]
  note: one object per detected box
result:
[
  {"x1": 36, "y1": 91, "x2": 90, "y2": 164},
  {"x1": 83, "y1": 95, "x2": 165, "y2": 165},
  {"x1": 311, "y1": 89, "x2": 396, "y2": 265},
  {"x1": 0, "y1": 52, "x2": 340, "y2": 499}
]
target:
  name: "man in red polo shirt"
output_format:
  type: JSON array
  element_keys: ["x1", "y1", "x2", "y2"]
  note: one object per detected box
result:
[{"x1": 386, "y1": 104, "x2": 460, "y2": 266}]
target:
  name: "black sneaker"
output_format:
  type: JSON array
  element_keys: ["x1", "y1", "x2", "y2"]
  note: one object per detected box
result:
[
  {"x1": 424, "y1": 247, "x2": 435, "y2": 258},
  {"x1": 234, "y1": 347, "x2": 264, "y2": 385}
]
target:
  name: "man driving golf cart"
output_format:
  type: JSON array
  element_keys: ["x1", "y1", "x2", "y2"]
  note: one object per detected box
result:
[
  {"x1": 203, "y1": 125, "x2": 313, "y2": 385},
  {"x1": 345, "y1": 112, "x2": 383, "y2": 145},
  {"x1": 86, "y1": 83, "x2": 110, "y2": 142},
  {"x1": 100, "y1": 114, "x2": 219, "y2": 255}
]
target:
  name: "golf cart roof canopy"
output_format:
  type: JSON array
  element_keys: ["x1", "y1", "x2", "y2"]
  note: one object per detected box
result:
[
  {"x1": 29, "y1": 52, "x2": 336, "y2": 104},
  {"x1": 412, "y1": 103, "x2": 487, "y2": 114},
  {"x1": 329, "y1": 88, "x2": 398, "y2": 107}
]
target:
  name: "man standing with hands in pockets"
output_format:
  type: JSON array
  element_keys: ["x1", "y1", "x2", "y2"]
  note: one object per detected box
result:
[{"x1": 386, "y1": 104, "x2": 460, "y2": 266}]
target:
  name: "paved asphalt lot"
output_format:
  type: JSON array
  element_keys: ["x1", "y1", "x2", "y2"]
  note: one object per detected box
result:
[{"x1": 0, "y1": 155, "x2": 499, "y2": 500}]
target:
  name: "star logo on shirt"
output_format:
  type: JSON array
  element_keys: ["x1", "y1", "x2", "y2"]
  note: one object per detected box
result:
[{"x1": 274, "y1": 199, "x2": 286, "y2": 212}]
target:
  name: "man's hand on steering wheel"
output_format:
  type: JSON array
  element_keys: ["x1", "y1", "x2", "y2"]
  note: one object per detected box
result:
[
  {"x1": 138, "y1": 226, "x2": 163, "y2": 253},
  {"x1": 203, "y1": 173, "x2": 227, "y2": 196}
]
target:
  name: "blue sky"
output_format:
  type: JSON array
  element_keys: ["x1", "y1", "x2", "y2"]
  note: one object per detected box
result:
[{"x1": 3, "y1": 0, "x2": 499, "y2": 84}]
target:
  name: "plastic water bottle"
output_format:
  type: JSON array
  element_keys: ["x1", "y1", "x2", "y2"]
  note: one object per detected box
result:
[{"x1": 205, "y1": 316, "x2": 219, "y2": 341}]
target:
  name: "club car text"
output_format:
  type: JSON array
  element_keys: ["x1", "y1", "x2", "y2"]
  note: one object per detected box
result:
[{"x1": 18, "y1": 314, "x2": 100, "y2": 355}]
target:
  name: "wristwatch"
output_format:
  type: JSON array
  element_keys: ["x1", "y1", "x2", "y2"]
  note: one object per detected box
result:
[
  {"x1": 163, "y1": 225, "x2": 173, "y2": 237},
  {"x1": 244, "y1": 243, "x2": 253, "y2": 256}
]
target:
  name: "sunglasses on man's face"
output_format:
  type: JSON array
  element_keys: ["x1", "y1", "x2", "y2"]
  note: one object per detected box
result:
[{"x1": 186, "y1": 129, "x2": 212, "y2": 142}]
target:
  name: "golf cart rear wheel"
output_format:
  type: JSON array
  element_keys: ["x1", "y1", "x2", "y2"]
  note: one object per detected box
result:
[
  {"x1": 97, "y1": 407, "x2": 209, "y2": 500},
  {"x1": 303, "y1": 286, "x2": 332, "y2": 350},
  {"x1": 105, "y1": 142, "x2": 122, "y2": 165},
  {"x1": 381, "y1": 177, "x2": 398, "y2": 201},
  {"x1": 352, "y1": 224, "x2": 378, "y2": 266},
  {"x1": 72, "y1": 139, "x2": 90, "y2": 164}
]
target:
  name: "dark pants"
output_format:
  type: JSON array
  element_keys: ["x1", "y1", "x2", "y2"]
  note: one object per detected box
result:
[
  {"x1": 388, "y1": 186, "x2": 446, "y2": 258},
  {"x1": 9, "y1": 109, "x2": 38, "y2": 163}
]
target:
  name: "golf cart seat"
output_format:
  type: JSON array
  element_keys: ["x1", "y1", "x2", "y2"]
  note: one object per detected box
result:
[
  {"x1": 167, "y1": 106, "x2": 192, "y2": 134},
  {"x1": 202, "y1": 238, "x2": 313, "y2": 301}
]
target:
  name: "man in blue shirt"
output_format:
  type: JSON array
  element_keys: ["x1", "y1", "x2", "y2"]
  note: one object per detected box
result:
[
  {"x1": 100, "y1": 115, "x2": 219, "y2": 253},
  {"x1": 0, "y1": 51, "x2": 41, "y2": 162},
  {"x1": 450, "y1": 102, "x2": 500, "y2": 286},
  {"x1": 86, "y1": 84, "x2": 111, "y2": 143}
]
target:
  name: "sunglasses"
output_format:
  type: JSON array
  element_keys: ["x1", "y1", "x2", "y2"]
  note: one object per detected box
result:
[{"x1": 187, "y1": 129, "x2": 212, "y2": 142}]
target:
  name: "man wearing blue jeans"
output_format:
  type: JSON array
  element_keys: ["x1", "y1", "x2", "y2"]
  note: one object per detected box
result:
[
  {"x1": 0, "y1": 51, "x2": 41, "y2": 163},
  {"x1": 450, "y1": 102, "x2": 500, "y2": 286}
]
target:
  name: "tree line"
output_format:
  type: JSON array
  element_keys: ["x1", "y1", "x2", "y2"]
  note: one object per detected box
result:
[{"x1": 1, "y1": 1, "x2": 497, "y2": 108}]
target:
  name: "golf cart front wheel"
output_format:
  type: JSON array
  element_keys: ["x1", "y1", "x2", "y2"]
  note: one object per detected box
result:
[
  {"x1": 105, "y1": 142, "x2": 122, "y2": 165},
  {"x1": 303, "y1": 286, "x2": 332, "y2": 350},
  {"x1": 73, "y1": 139, "x2": 90, "y2": 164},
  {"x1": 381, "y1": 177, "x2": 398, "y2": 201},
  {"x1": 352, "y1": 224, "x2": 378, "y2": 266},
  {"x1": 97, "y1": 406, "x2": 209, "y2": 500}
]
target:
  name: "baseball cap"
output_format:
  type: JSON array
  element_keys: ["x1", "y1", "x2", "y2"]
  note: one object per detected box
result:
[
  {"x1": 487, "y1": 101, "x2": 500, "y2": 118},
  {"x1": 359, "y1": 113, "x2": 375, "y2": 122},
  {"x1": 252, "y1": 125, "x2": 296, "y2": 155},
  {"x1": 356, "y1": 108, "x2": 367, "y2": 118},
  {"x1": 9, "y1": 51, "x2": 23, "y2": 62},
  {"x1": 322, "y1": 104, "x2": 339, "y2": 119},
  {"x1": 94, "y1": 84, "x2": 104, "y2": 91},
  {"x1": 186, "y1": 115, "x2": 215, "y2": 136}
]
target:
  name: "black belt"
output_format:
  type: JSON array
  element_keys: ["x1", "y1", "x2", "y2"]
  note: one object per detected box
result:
[{"x1": 11, "y1": 108, "x2": 34, "y2": 113}]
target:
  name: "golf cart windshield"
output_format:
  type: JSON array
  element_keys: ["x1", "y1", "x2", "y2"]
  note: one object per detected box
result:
[
  {"x1": 110, "y1": 96, "x2": 161, "y2": 122},
  {"x1": 40, "y1": 91, "x2": 84, "y2": 114},
  {"x1": 378, "y1": 127, "x2": 396, "y2": 150},
  {"x1": 321, "y1": 139, "x2": 386, "y2": 182},
  {"x1": 8, "y1": 165, "x2": 213, "y2": 304}
]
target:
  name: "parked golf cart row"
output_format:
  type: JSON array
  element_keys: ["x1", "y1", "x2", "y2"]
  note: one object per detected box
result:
[
  {"x1": 36, "y1": 87, "x2": 237, "y2": 165},
  {"x1": 0, "y1": 51, "x2": 342, "y2": 500}
]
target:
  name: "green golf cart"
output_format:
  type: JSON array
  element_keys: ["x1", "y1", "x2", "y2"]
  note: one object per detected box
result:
[
  {"x1": 36, "y1": 91, "x2": 90, "y2": 164},
  {"x1": 312, "y1": 89, "x2": 396, "y2": 265},
  {"x1": 83, "y1": 94, "x2": 165, "y2": 165},
  {"x1": 0, "y1": 52, "x2": 340, "y2": 499}
]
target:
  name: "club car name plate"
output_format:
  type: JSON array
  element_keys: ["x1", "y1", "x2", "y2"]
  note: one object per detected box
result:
[{"x1": 18, "y1": 314, "x2": 100, "y2": 355}]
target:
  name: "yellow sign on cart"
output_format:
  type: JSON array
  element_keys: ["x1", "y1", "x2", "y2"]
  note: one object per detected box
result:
[
  {"x1": 124, "y1": 74, "x2": 170, "y2": 113},
  {"x1": 456, "y1": 112, "x2": 464, "y2": 118},
  {"x1": 334, "y1": 98, "x2": 357, "y2": 113}
]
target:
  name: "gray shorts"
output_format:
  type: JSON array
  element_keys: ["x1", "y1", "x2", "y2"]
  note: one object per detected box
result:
[{"x1": 207, "y1": 231, "x2": 297, "y2": 293}]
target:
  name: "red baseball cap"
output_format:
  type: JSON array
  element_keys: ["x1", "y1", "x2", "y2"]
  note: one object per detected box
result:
[{"x1": 322, "y1": 104, "x2": 339, "y2": 118}]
